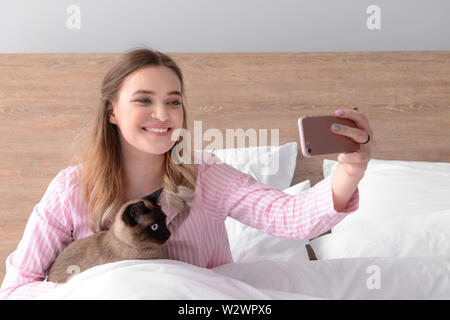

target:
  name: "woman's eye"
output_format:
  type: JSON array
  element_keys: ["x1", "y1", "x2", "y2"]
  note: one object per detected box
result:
[
  {"x1": 150, "y1": 223, "x2": 158, "y2": 231},
  {"x1": 136, "y1": 98, "x2": 150, "y2": 104},
  {"x1": 136, "y1": 99, "x2": 181, "y2": 106}
]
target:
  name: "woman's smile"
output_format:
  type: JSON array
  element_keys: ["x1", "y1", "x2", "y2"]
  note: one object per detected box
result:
[{"x1": 142, "y1": 127, "x2": 173, "y2": 136}]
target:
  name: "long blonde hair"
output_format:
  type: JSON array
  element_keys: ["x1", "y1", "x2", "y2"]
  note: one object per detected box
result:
[{"x1": 70, "y1": 47, "x2": 198, "y2": 232}]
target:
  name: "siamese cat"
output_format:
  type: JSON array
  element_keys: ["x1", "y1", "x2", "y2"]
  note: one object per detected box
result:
[{"x1": 47, "y1": 198, "x2": 171, "y2": 283}]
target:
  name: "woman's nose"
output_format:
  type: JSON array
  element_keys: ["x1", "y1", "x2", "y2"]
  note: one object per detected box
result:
[{"x1": 150, "y1": 102, "x2": 169, "y2": 121}]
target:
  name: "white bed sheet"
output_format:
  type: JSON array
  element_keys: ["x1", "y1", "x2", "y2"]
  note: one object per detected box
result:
[{"x1": 39, "y1": 256, "x2": 450, "y2": 300}]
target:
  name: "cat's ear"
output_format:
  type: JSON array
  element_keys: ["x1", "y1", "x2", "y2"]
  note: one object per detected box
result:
[
  {"x1": 143, "y1": 188, "x2": 163, "y2": 206},
  {"x1": 122, "y1": 201, "x2": 147, "y2": 226}
]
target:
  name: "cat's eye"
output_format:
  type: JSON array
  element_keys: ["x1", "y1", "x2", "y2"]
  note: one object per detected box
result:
[{"x1": 150, "y1": 223, "x2": 158, "y2": 231}]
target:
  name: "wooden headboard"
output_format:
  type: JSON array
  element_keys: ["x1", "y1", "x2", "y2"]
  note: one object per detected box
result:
[{"x1": 1, "y1": 51, "x2": 449, "y2": 281}]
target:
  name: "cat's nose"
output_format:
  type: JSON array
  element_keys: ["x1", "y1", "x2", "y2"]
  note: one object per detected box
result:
[{"x1": 163, "y1": 229, "x2": 171, "y2": 241}]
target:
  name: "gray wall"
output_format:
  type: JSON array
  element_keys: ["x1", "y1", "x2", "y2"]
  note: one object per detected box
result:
[{"x1": 0, "y1": 0, "x2": 449, "y2": 53}]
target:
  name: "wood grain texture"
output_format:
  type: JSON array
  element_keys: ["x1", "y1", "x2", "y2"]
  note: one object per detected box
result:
[{"x1": 1, "y1": 51, "x2": 449, "y2": 282}]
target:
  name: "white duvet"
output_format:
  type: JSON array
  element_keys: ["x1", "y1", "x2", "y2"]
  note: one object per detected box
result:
[{"x1": 40, "y1": 256, "x2": 450, "y2": 300}]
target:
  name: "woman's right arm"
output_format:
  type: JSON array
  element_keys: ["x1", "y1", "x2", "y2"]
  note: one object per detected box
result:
[{"x1": 0, "y1": 169, "x2": 74, "y2": 299}]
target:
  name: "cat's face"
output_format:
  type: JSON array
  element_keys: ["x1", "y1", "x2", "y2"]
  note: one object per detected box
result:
[{"x1": 115, "y1": 199, "x2": 171, "y2": 248}]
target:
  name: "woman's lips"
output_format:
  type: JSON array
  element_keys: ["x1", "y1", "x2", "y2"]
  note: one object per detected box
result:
[{"x1": 142, "y1": 127, "x2": 172, "y2": 136}]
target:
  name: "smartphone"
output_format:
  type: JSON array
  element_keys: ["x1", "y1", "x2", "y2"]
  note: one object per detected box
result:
[{"x1": 298, "y1": 115, "x2": 360, "y2": 157}]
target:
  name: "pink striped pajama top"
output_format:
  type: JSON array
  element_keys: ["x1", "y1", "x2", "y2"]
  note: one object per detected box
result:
[{"x1": 0, "y1": 155, "x2": 359, "y2": 299}]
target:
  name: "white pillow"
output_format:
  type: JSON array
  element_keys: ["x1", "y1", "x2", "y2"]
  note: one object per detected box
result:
[
  {"x1": 310, "y1": 158, "x2": 450, "y2": 259},
  {"x1": 310, "y1": 208, "x2": 450, "y2": 259},
  {"x1": 194, "y1": 142, "x2": 298, "y2": 190},
  {"x1": 225, "y1": 179, "x2": 312, "y2": 263},
  {"x1": 282, "y1": 180, "x2": 311, "y2": 196},
  {"x1": 323, "y1": 158, "x2": 450, "y2": 232}
]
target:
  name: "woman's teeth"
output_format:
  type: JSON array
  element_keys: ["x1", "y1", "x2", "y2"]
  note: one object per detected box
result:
[{"x1": 144, "y1": 128, "x2": 169, "y2": 133}]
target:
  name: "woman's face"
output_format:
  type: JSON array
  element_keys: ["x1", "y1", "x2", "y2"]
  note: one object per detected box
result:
[{"x1": 109, "y1": 66, "x2": 184, "y2": 156}]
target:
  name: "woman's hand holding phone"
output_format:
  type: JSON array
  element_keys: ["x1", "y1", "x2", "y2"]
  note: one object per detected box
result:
[
  {"x1": 298, "y1": 108, "x2": 375, "y2": 178},
  {"x1": 331, "y1": 108, "x2": 375, "y2": 212},
  {"x1": 298, "y1": 108, "x2": 375, "y2": 212},
  {"x1": 331, "y1": 108, "x2": 375, "y2": 178}
]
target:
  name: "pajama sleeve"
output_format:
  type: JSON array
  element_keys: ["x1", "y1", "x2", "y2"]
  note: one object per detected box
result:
[
  {"x1": 0, "y1": 170, "x2": 74, "y2": 299},
  {"x1": 195, "y1": 156, "x2": 359, "y2": 240}
]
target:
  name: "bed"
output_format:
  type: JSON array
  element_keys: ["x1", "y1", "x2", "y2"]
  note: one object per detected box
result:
[{"x1": 0, "y1": 51, "x2": 449, "y2": 299}]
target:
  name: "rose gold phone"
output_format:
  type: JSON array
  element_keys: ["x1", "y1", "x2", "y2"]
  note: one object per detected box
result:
[{"x1": 298, "y1": 115, "x2": 360, "y2": 157}]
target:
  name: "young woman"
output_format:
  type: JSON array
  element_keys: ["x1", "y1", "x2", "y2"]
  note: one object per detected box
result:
[{"x1": 0, "y1": 48, "x2": 374, "y2": 299}]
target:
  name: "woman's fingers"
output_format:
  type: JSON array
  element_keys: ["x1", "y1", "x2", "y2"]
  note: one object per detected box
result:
[
  {"x1": 334, "y1": 109, "x2": 372, "y2": 134},
  {"x1": 332, "y1": 109, "x2": 375, "y2": 150},
  {"x1": 331, "y1": 123, "x2": 371, "y2": 145},
  {"x1": 332, "y1": 108, "x2": 375, "y2": 178}
]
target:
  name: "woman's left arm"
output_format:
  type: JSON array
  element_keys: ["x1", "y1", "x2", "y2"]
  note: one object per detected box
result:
[{"x1": 330, "y1": 108, "x2": 376, "y2": 212}]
